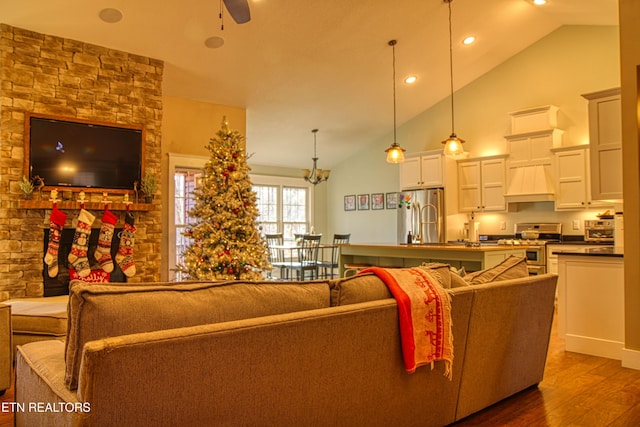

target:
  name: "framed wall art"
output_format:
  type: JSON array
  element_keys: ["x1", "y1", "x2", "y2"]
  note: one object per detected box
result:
[
  {"x1": 344, "y1": 195, "x2": 356, "y2": 211},
  {"x1": 371, "y1": 193, "x2": 384, "y2": 210},
  {"x1": 385, "y1": 192, "x2": 398, "y2": 209},
  {"x1": 357, "y1": 194, "x2": 370, "y2": 210}
]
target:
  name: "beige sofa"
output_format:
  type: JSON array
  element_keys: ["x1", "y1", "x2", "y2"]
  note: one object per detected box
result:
[{"x1": 14, "y1": 269, "x2": 557, "y2": 426}]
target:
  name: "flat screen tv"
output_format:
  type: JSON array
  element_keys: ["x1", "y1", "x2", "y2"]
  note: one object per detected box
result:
[{"x1": 25, "y1": 113, "x2": 144, "y2": 190}]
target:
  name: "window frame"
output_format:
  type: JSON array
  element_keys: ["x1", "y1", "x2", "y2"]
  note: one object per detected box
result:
[{"x1": 251, "y1": 174, "x2": 314, "y2": 243}]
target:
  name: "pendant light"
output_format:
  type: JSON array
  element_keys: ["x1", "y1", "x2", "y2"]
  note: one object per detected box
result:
[
  {"x1": 302, "y1": 129, "x2": 330, "y2": 185},
  {"x1": 441, "y1": 0, "x2": 466, "y2": 158},
  {"x1": 385, "y1": 39, "x2": 406, "y2": 164}
]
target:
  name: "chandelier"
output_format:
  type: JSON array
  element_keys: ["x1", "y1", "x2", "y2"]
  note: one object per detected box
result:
[
  {"x1": 384, "y1": 39, "x2": 406, "y2": 163},
  {"x1": 441, "y1": 0, "x2": 466, "y2": 158},
  {"x1": 302, "y1": 129, "x2": 330, "y2": 185}
]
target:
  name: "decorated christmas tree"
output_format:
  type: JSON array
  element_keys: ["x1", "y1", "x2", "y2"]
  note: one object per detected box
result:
[{"x1": 181, "y1": 118, "x2": 269, "y2": 280}]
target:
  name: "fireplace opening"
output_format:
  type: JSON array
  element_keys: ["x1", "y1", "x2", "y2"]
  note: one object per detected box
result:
[{"x1": 42, "y1": 228, "x2": 127, "y2": 296}]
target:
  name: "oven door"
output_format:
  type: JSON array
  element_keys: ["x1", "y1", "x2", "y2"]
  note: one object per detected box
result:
[{"x1": 524, "y1": 246, "x2": 544, "y2": 265}]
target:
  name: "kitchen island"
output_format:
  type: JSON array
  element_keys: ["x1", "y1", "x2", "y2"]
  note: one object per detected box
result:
[
  {"x1": 339, "y1": 243, "x2": 526, "y2": 276},
  {"x1": 555, "y1": 246, "x2": 624, "y2": 360}
]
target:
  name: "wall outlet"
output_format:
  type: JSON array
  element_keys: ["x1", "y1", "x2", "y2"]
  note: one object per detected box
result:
[
  {"x1": 499, "y1": 221, "x2": 507, "y2": 230},
  {"x1": 572, "y1": 219, "x2": 581, "y2": 230}
]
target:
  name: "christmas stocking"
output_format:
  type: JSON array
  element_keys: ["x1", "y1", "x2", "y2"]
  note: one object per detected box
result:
[
  {"x1": 67, "y1": 209, "x2": 96, "y2": 278},
  {"x1": 94, "y1": 208, "x2": 118, "y2": 273},
  {"x1": 43, "y1": 206, "x2": 68, "y2": 278},
  {"x1": 116, "y1": 212, "x2": 137, "y2": 277}
]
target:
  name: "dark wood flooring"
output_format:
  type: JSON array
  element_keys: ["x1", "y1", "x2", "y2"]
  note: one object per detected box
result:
[{"x1": 1, "y1": 315, "x2": 639, "y2": 426}]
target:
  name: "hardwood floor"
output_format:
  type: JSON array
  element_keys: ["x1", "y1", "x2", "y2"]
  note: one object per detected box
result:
[
  {"x1": 1, "y1": 315, "x2": 639, "y2": 426},
  {"x1": 453, "y1": 315, "x2": 640, "y2": 426}
]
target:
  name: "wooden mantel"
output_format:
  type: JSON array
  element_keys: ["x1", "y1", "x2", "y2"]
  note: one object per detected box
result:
[{"x1": 19, "y1": 200, "x2": 153, "y2": 212}]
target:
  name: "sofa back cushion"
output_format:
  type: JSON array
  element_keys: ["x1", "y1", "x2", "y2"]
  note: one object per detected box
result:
[
  {"x1": 329, "y1": 265, "x2": 465, "y2": 306},
  {"x1": 329, "y1": 273, "x2": 392, "y2": 306},
  {"x1": 65, "y1": 280, "x2": 330, "y2": 390},
  {"x1": 463, "y1": 256, "x2": 528, "y2": 284}
]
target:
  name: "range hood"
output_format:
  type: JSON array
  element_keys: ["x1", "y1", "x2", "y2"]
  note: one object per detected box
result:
[{"x1": 504, "y1": 165, "x2": 555, "y2": 203}]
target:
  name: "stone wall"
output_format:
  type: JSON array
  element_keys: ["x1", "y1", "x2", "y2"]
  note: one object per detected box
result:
[{"x1": 0, "y1": 24, "x2": 164, "y2": 297}]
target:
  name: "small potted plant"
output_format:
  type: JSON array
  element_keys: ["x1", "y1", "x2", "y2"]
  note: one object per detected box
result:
[
  {"x1": 18, "y1": 176, "x2": 35, "y2": 200},
  {"x1": 140, "y1": 170, "x2": 158, "y2": 203}
]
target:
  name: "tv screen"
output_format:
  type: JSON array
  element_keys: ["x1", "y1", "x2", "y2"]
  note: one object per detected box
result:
[{"x1": 26, "y1": 114, "x2": 144, "y2": 190}]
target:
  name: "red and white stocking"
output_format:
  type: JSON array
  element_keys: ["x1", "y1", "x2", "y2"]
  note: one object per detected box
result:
[
  {"x1": 67, "y1": 209, "x2": 96, "y2": 278},
  {"x1": 116, "y1": 212, "x2": 136, "y2": 277},
  {"x1": 94, "y1": 208, "x2": 118, "y2": 273},
  {"x1": 43, "y1": 206, "x2": 67, "y2": 278}
]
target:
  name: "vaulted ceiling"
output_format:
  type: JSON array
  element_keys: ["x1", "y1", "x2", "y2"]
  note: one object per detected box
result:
[{"x1": 0, "y1": 0, "x2": 618, "y2": 168}]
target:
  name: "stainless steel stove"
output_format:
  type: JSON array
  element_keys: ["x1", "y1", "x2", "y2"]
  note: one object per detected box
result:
[{"x1": 499, "y1": 223, "x2": 562, "y2": 275}]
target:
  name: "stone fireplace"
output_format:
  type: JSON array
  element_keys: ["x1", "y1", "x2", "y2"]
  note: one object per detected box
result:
[{"x1": 0, "y1": 24, "x2": 164, "y2": 297}]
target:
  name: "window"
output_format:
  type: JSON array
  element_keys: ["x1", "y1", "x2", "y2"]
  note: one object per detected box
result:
[
  {"x1": 252, "y1": 175, "x2": 313, "y2": 243},
  {"x1": 173, "y1": 168, "x2": 201, "y2": 281},
  {"x1": 167, "y1": 153, "x2": 208, "y2": 281}
]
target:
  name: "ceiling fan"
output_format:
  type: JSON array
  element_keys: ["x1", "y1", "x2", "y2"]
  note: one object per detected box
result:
[{"x1": 222, "y1": 0, "x2": 251, "y2": 24}]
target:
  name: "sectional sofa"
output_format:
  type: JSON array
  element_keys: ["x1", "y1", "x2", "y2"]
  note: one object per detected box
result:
[{"x1": 14, "y1": 260, "x2": 557, "y2": 426}]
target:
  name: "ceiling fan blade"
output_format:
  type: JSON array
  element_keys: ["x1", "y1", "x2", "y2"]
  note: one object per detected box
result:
[{"x1": 222, "y1": 0, "x2": 251, "y2": 24}]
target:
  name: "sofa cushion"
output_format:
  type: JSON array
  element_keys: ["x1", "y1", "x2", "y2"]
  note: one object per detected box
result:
[
  {"x1": 329, "y1": 264, "x2": 464, "y2": 306},
  {"x1": 418, "y1": 262, "x2": 453, "y2": 288},
  {"x1": 5, "y1": 295, "x2": 68, "y2": 336},
  {"x1": 65, "y1": 280, "x2": 330, "y2": 390},
  {"x1": 329, "y1": 273, "x2": 392, "y2": 306},
  {"x1": 463, "y1": 256, "x2": 528, "y2": 284}
]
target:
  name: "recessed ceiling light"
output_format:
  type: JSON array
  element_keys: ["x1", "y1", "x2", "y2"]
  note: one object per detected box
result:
[
  {"x1": 404, "y1": 76, "x2": 417, "y2": 84},
  {"x1": 533, "y1": 0, "x2": 547, "y2": 5},
  {"x1": 98, "y1": 8, "x2": 123, "y2": 24},
  {"x1": 463, "y1": 36, "x2": 476, "y2": 45},
  {"x1": 204, "y1": 36, "x2": 225, "y2": 49}
]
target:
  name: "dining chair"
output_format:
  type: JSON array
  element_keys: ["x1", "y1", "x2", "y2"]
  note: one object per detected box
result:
[
  {"x1": 265, "y1": 233, "x2": 287, "y2": 279},
  {"x1": 318, "y1": 233, "x2": 351, "y2": 279},
  {"x1": 285, "y1": 234, "x2": 322, "y2": 280}
]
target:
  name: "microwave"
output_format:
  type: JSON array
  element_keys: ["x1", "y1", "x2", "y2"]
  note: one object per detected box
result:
[{"x1": 584, "y1": 219, "x2": 614, "y2": 242}]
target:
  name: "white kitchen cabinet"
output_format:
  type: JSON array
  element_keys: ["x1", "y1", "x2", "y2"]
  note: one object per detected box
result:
[
  {"x1": 400, "y1": 151, "x2": 444, "y2": 190},
  {"x1": 546, "y1": 244, "x2": 607, "y2": 274},
  {"x1": 582, "y1": 88, "x2": 622, "y2": 201},
  {"x1": 557, "y1": 253, "x2": 624, "y2": 360},
  {"x1": 457, "y1": 156, "x2": 506, "y2": 212},
  {"x1": 553, "y1": 146, "x2": 610, "y2": 211},
  {"x1": 505, "y1": 129, "x2": 562, "y2": 168}
]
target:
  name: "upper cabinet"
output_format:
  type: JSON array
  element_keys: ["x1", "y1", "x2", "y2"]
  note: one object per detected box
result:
[
  {"x1": 457, "y1": 155, "x2": 507, "y2": 212},
  {"x1": 582, "y1": 88, "x2": 623, "y2": 201},
  {"x1": 400, "y1": 151, "x2": 444, "y2": 190},
  {"x1": 552, "y1": 146, "x2": 610, "y2": 210}
]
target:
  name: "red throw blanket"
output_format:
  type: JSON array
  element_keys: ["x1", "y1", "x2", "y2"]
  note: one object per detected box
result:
[{"x1": 361, "y1": 267, "x2": 453, "y2": 378}]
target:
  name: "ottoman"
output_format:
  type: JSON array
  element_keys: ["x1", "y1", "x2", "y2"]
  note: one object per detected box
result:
[{"x1": 3, "y1": 295, "x2": 68, "y2": 355}]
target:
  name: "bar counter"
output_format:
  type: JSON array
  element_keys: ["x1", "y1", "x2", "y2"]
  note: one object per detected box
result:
[{"x1": 339, "y1": 243, "x2": 527, "y2": 276}]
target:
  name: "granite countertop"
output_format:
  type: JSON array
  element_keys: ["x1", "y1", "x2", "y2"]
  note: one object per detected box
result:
[
  {"x1": 552, "y1": 246, "x2": 624, "y2": 257},
  {"x1": 344, "y1": 243, "x2": 529, "y2": 252}
]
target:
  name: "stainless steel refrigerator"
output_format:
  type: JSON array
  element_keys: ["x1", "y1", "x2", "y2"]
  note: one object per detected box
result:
[{"x1": 397, "y1": 188, "x2": 445, "y2": 244}]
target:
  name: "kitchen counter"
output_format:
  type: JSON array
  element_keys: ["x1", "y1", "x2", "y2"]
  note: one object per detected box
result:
[
  {"x1": 339, "y1": 243, "x2": 527, "y2": 275},
  {"x1": 552, "y1": 246, "x2": 623, "y2": 257},
  {"x1": 556, "y1": 247, "x2": 624, "y2": 360}
]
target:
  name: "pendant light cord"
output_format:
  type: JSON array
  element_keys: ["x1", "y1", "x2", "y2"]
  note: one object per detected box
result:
[
  {"x1": 389, "y1": 39, "x2": 398, "y2": 145},
  {"x1": 447, "y1": 0, "x2": 455, "y2": 135}
]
